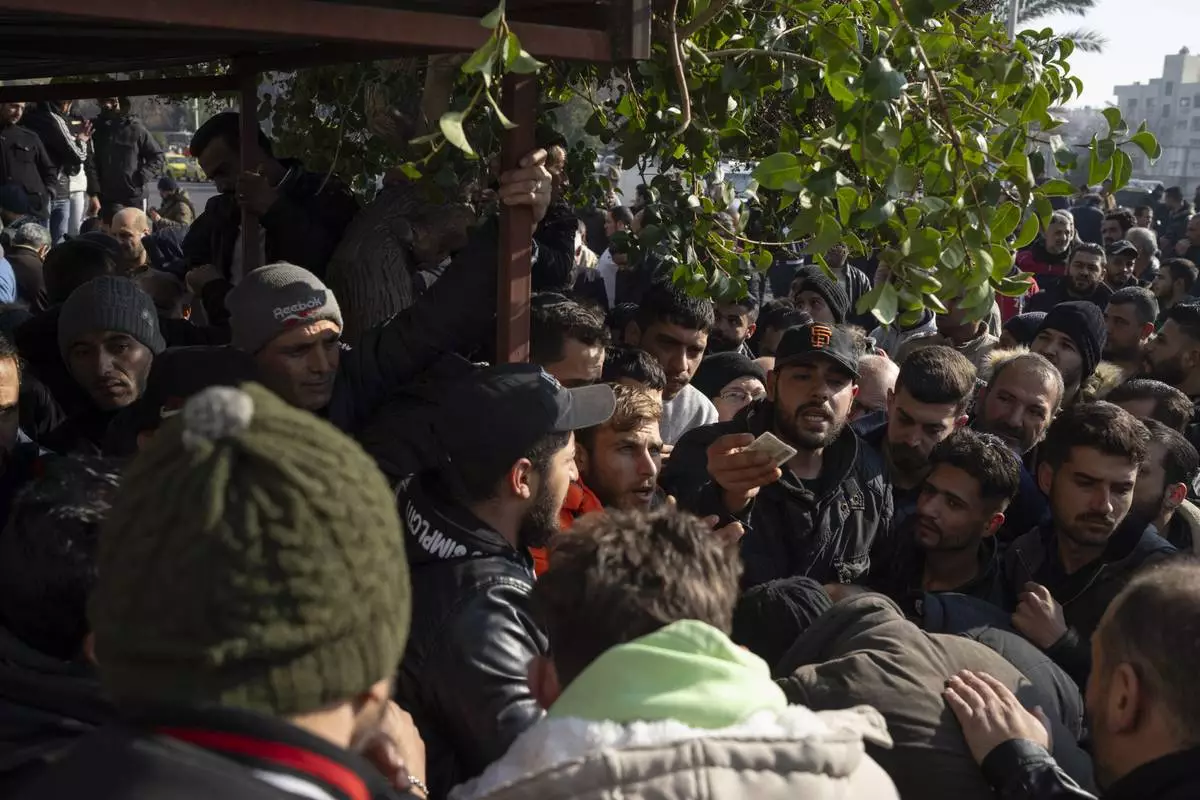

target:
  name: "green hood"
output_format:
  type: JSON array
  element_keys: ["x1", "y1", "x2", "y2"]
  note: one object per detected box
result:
[{"x1": 548, "y1": 619, "x2": 787, "y2": 729}]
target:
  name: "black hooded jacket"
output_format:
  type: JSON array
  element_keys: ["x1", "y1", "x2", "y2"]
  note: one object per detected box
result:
[
  {"x1": 182, "y1": 158, "x2": 359, "y2": 282},
  {"x1": 1005, "y1": 519, "x2": 1177, "y2": 684},
  {"x1": 0, "y1": 626, "x2": 113, "y2": 796},
  {"x1": 393, "y1": 472, "x2": 546, "y2": 799},
  {"x1": 661, "y1": 401, "x2": 894, "y2": 589},
  {"x1": 91, "y1": 109, "x2": 164, "y2": 207}
]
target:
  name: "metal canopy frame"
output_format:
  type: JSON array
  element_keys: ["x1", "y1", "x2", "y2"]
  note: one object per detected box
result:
[{"x1": 0, "y1": 0, "x2": 651, "y2": 362}]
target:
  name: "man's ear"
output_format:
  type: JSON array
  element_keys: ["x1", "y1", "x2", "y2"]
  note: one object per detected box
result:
[
  {"x1": 83, "y1": 632, "x2": 98, "y2": 666},
  {"x1": 1139, "y1": 322, "x2": 1156, "y2": 343},
  {"x1": 1037, "y1": 461, "x2": 1054, "y2": 496},
  {"x1": 954, "y1": 414, "x2": 970, "y2": 429},
  {"x1": 746, "y1": 322, "x2": 757, "y2": 340},
  {"x1": 885, "y1": 388, "x2": 896, "y2": 416},
  {"x1": 574, "y1": 445, "x2": 590, "y2": 480},
  {"x1": 1107, "y1": 662, "x2": 1144, "y2": 735},
  {"x1": 627, "y1": 322, "x2": 643, "y2": 347},
  {"x1": 1165, "y1": 482, "x2": 1189, "y2": 516},
  {"x1": 509, "y1": 458, "x2": 536, "y2": 501},
  {"x1": 527, "y1": 655, "x2": 562, "y2": 711},
  {"x1": 766, "y1": 370, "x2": 778, "y2": 402},
  {"x1": 984, "y1": 512, "x2": 1006, "y2": 539}
]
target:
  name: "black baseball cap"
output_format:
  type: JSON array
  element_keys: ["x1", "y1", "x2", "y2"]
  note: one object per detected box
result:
[
  {"x1": 1106, "y1": 240, "x2": 1138, "y2": 258},
  {"x1": 774, "y1": 323, "x2": 860, "y2": 378},
  {"x1": 437, "y1": 363, "x2": 616, "y2": 482}
]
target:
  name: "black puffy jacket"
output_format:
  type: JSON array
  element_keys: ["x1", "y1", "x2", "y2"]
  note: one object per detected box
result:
[
  {"x1": 91, "y1": 110, "x2": 163, "y2": 207},
  {"x1": 393, "y1": 473, "x2": 547, "y2": 799},
  {"x1": 661, "y1": 401, "x2": 894, "y2": 589},
  {"x1": 0, "y1": 123, "x2": 55, "y2": 215}
]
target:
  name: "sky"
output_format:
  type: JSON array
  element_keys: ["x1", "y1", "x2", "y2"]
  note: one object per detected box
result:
[{"x1": 1024, "y1": 0, "x2": 1195, "y2": 108}]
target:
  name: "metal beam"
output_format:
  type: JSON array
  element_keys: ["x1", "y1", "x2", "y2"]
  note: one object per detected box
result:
[
  {"x1": 0, "y1": 73, "x2": 239, "y2": 102},
  {"x1": 237, "y1": 69, "x2": 262, "y2": 274},
  {"x1": 496, "y1": 73, "x2": 537, "y2": 364},
  {"x1": 0, "y1": 0, "x2": 616, "y2": 62}
]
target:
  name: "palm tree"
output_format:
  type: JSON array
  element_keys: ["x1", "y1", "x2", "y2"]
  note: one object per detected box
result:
[{"x1": 1017, "y1": 0, "x2": 1108, "y2": 53}]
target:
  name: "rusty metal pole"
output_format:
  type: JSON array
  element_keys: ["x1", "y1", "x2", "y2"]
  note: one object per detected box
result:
[
  {"x1": 496, "y1": 73, "x2": 537, "y2": 364},
  {"x1": 237, "y1": 68, "x2": 262, "y2": 273}
]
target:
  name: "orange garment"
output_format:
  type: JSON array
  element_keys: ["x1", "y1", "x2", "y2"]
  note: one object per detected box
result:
[{"x1": 530, "y1": 480, "x2": 604, "y2": 575}]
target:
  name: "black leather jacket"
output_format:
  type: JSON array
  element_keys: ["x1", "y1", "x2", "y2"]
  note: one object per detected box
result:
[
  {"x1": 980, "y1": 741, "x2": 1200, "y2": 800},
  {"x1": 661, "y1": 400, "x2": 894, "y2": 589},
  {"x1": 393, "y1": 473, "x2": 547, "y2": 799}
]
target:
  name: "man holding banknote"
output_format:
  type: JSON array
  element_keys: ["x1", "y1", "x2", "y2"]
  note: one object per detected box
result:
[{"x1": 662, "y1": 322, "x2": 893, "y2": 588}]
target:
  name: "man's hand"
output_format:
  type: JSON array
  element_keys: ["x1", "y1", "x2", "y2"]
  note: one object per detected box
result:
[
  {"x1": 87, "y1": 195, "x2": 101, "y2": 217},
  {"x1": 148, "y1": 208, "x2": 161, "y2": 222},
  {"x1": 236, "y1": 167, "x2": 280, "y2": 216},
  {"x1": 707, "y1": 433, "x2": 782, "y2": 515},
  {"x1": 357, "y1": 702, "x2": 427, "y2": 796},
  {"x1": 498, "y1": 149, "x2": 553, "y2": 229},
  {"x1": 944, "y1": 670, "x2": 1051, "y2": 765},
  {"x1": 186, "y1": 264, "x2": 224, "y2": 295},
  {"x1": 1012, "y1": 582, "x2": 1068, "y2": 650}
]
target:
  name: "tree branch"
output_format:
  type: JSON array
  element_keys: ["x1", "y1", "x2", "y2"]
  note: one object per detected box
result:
[
  {"x1": 703, "y1": 48, "x2": 824, "y2": 68},
  {"x1": 668, "y1": 0, "x2": 693, "y2": 136},
  {"x1": 680, "y1": 0, "x2": 733, "y2": 39}
]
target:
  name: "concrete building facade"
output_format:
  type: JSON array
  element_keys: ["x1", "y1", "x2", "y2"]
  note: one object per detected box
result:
[{"x1": 1114, "y1": 48, "x2": 1200, "y2": 191}]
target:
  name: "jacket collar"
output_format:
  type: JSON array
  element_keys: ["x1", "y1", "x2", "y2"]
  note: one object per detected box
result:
[
  {"x1": 1105, "y1": 746, "x2": 1200, "y2": 800},
  {"x1": 396, "y1": 472, "x2": 529, "y2": 569},
  {"x1": 142, "y1": 705, "x2": 401, "y2": 800}
]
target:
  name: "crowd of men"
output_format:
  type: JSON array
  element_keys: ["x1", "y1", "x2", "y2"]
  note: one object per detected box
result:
[{"x1": 0, "y1": 99, "x2": 1199, "y2": 800}]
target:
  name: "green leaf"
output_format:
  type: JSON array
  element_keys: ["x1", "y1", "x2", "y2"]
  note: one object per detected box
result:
[
  {"x1": 484, "y1": 87, "x2": 517, "y2": 129},
  {"x1": 990, "y1": 244, "x2": 1015, "y2": 281},
  {"x1": 1129, "y1": 130, "x2": 1162, "y2": 161},
  {"x1": 504, "y1": 33, "x2": 545, "y2": 73},
  {"x1": 462, "y1": 35, "x2": 499, "y2": 75},
  {"x1": 836, "y1": 186, "x2": 857, "y2": 225},
  {"x1": 1087, "y1": 134, "x2": 1111, "y2": 186},
  {"x1": 865, "y1": 57, "x2": 906, "y2": 101},
  {"x1": 990, "y1": 202, "x2": 1022, "y2": 242},
  {"x1": 940, "y1": 238, "x2": 966, "y2": 270},
  {"x1": 824, "y1": 70, "x2": 857, "y2": 105},
  {"x1": 438, "y1": 111, "x2": 476, "y2": 157},
  {"x1": 1013, "y1": 213, "x2": 1040, "y2": 249},
  {"x1": 1038, "y1": 179, "x2": 1075, "y2": 196},
  {"x1": 997, "y1": 274, "x2": 1034, "y2": 297},
  {"x1": 480, "y1": 0, "x2": 504, "y2": 28},
  {"x1": 1111, "y1": 149, "x2": 1133, "y2": 192},
  {"x1": 874, "y1": 283, "x2": 899, "y2": 327},
  {"x1": 1101, "y1": 107, "x2": 1128, "y2": 136},
  {"x1": 805, "y1": 214, "x2": 842, "y2": 256},
  {"x1": 753, "y1": 153, "x2": 802, "y2": 190},
  {"x1": 1019, "y1": 84, "x2": 1051, "y2": 125}
]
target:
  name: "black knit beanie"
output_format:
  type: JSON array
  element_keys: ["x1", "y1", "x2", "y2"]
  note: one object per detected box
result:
[
  {"x1": 1039, "y1": 301, "x2": 1106, "y2": 380},
  {"x1": 90, "y1": 383, "x2": 411, "y2": 716},
  {"x1": 790, "y1": 266, "x2": 849, "y2": 324},
  {"x1": 58, "y1": 276, "x2": 166, "y2": 361},
  {"x1": 692, "y1": 352, "x2": 768, "y2": 400},
  {"x1": 1002, "y1": 311, "x2": 1046, "y2": 347},
  {"x1": 731, "y1": 577, "x2": 833, "y2": 676}
]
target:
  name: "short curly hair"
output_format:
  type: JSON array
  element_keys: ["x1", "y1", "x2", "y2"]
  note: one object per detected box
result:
[{"x1": 534, "y1": 507, "x2": 742, "y2": 685}]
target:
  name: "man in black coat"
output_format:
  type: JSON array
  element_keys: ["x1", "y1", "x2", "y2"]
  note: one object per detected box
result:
[
  {"x1": 0, "y1": 457, "x2": 120, "y2": 796},
  {"x1": 662, "y1": 322, "x2": 893, "y2": 588},
  {"x1": 947, "y1": 559, "x2": 1200, "y2": 800},
  {"x1": 0, "y1": 103, "x2": 55, "y2": 219},
  {"x1": 90, "y1": 97, "x2": 163, "y2": 211},
  {"x1": 20, "y1": 101, "x2": 90, "y2": 243},
  {"x1": 183, "y1": 112, "x2": 359, "y2": 283}
]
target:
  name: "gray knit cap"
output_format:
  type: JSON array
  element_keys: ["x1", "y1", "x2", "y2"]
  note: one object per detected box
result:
[
  {"x1": 58, "y1": 276, "x2": 166, "y2": 361},
  {"x1": 226, "y1": 263, "x2": 344, "y2": 354}
]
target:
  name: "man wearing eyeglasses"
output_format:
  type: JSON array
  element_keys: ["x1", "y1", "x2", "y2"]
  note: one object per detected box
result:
[{"x1": 692, "y1": 352, "x2": 767, "y2": 422}]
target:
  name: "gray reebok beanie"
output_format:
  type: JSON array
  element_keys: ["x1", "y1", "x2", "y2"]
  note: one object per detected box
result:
[
  {"x1": 225, "y1": 263, "x2": 344, "y2": 354},
  {"x1": 58, "y1": 276, "x2": 166, "y2": 361}
]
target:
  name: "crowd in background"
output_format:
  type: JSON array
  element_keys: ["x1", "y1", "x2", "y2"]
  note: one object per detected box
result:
[{"x1": 0, "y1": 99, "x2": 1199, "y2": 800}]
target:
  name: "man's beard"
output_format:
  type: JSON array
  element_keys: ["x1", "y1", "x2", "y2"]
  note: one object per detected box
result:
[
  {"x1": 1069, "y1": 276, "x2": 1095, "y2": 295},
  {"x1": 1103, "y1": 342, "x2": 1140, "y2": 363},
  {"x1": 774, "y1": 400, "x2": 845, "y2": 451},
  {"x1": 977, "y1": 417, "x2": 1029, "y2": 455},
  {"x1": 1146, "y1": 353, "x2": 1188, "y2": 386},
  {"x1": 1058, "y1": 511, "x2": 1119, "y2": 549},
  {"x1": 517, "y1": 479, "x2": 561, "y2": 551},
  {"x1": 706, "y1": 329, "x2": 741, "y2": 353},
  {"x1": 886, "y1": 440, "x2": 928, "y2": 474}
]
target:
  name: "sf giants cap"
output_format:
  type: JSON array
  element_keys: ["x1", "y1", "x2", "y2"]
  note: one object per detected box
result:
[
  {"x1": 437, "y1": 363, "x2": 616, "y2": 486},
  {"x1": 774, "y1": 323, "x2": 860, "y2": 378}
]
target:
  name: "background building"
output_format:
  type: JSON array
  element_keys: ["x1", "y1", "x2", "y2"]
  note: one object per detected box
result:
[{"x1": 1114, "y1": 47, "x2": 1200, "y2": 189}]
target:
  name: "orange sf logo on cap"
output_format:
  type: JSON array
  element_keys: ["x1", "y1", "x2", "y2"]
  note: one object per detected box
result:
[{"x1": 810, "y1": 324, "x2": 833, "y2": 348}]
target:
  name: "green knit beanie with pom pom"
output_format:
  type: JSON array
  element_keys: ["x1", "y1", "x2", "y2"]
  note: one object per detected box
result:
[{"x1": 90, "y1": 382, "x2": 410, "y2": 717}]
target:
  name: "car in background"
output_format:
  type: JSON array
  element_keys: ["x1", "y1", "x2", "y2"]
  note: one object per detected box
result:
[{"x1": 163, "y1": 153, "x2": 205, "y2": 182}]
